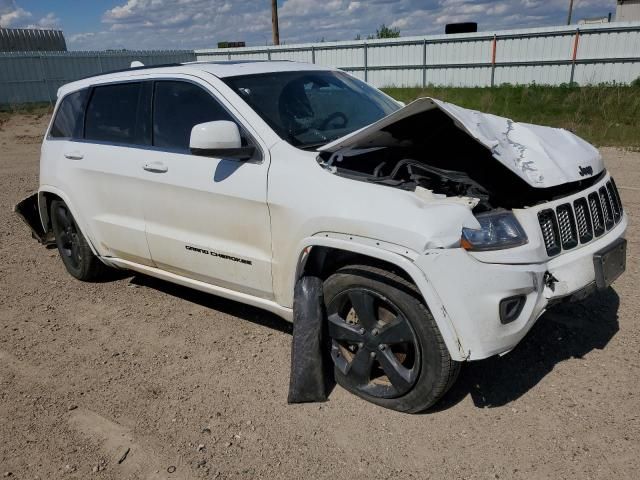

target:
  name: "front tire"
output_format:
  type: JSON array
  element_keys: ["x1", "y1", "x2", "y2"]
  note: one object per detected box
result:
[
  {"x1": 50, "y1": 200, "x2": 106, "y2": 281},
  {"x1": 323, "y1": 264, "x2": 460, "y2": 413}
]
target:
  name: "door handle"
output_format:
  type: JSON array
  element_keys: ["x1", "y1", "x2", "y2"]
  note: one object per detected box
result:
[
  {"x1": 64, "y1": 152, "x2": 84, "y2": 160},
  {"x1": 143, "y1": 162, "x2": 168, "y2": 173}
]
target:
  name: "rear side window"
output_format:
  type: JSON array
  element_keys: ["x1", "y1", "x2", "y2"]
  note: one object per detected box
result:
[
  {"x1": 49, "y1": 89, "x2": 88, "y2": 139},
  {"x1": 153, "y1": 81, "x2": 236, "y2": 151},
  {"x1": 85, "y1": 82, "x2": 151, "y2": 145}
]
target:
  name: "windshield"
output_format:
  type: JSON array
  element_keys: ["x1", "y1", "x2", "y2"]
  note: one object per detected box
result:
[{"x1": 223, "y1": 70, "x2": 400, "y2": 149}]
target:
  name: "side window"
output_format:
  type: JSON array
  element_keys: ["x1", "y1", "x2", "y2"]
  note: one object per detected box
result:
[
  {"x1": 85, "y1": 82, "x2": 151, "y2": 145},
  {"x1": 49, "y1": 89, "x2": 88, "y2": 139},
  {"x1": 153, "y1": 81, "x2": 237, "y2": 151}
]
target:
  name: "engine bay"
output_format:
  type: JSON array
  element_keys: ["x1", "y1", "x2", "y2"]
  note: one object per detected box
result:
[{"x1": 317, "y1": 108, "x2": 602, "y2": 213}]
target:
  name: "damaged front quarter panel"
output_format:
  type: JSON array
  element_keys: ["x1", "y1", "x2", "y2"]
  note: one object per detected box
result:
[{"x1": 412, "y1": 189, "x2": 481, "y2": 249}]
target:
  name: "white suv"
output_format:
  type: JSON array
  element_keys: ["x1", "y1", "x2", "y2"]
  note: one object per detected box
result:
[{"x1": 18, "y1": 61, "x2": 627, "y2": 413}]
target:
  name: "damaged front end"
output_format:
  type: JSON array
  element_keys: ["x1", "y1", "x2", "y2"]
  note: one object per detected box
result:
[
  {"x1": 14, "y1": 193, "x2": 54, "y2": 245},
  {"x1": 317, "y1": 98, "x2": 604, "y2": 214}
]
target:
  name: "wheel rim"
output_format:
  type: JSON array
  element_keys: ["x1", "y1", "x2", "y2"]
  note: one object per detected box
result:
[
  {"x1": 327, "y1": 288, "x2": 421, "y2": 399},
  {"x1": 54, "y1": 205, "x2": 82, "y2": 270}
]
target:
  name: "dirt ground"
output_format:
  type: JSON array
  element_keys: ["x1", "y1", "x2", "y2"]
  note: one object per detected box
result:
[{"x1": 1, "y1": 113, "x2": 639, "y2": 480}]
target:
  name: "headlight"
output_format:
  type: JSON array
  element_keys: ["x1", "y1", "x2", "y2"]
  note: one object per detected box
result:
[{"x1": 461, "y1": 211, "x2": 528, "y2": 251}]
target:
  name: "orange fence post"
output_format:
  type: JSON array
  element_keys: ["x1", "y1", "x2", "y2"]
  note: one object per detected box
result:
[
  {"x1": 490, "y1": 35, "x2": 497, "y2": 87},
  {"x1": 570, "y1": 29, "x2": 580, "y2": 85}
]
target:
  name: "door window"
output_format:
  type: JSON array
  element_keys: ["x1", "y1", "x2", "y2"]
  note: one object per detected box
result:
[
  {"x1": 85, "y1": 82, "x2": 151, "y2": 145},
  {"x1": 49, "y1": 89, "x2": 89, "y2": 139},
  {"x1": 152, "y1": 81, "x2": 236, "y2": 151}
]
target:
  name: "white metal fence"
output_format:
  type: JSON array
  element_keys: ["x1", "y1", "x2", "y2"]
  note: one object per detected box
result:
[
  {"x1": 0, "y1": 50, "x2": 195, "y2": 105},
  {"x1": 196, "y1": 22, "x2": 640, "y2": 88},
  {"x1": 1, "y1": 23, "x2": 640, "y2": 106}
]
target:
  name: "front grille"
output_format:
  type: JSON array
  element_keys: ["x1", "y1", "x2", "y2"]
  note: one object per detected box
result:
[
  {"x1": 599, "y1": 187, "x2": 614, "y2": 230},
  {"x1": 538, "y1": 178, "x2": 623, "y2": 256},
  {"x1": 556, "y1": 204, "x2": 578, "y2": 250},
  {"x1": 606, "y1": 181, "x2": 621, "y2": 222},
  {"x1": 610, "y1": 178, "x2": 623, "y2": 215},
  {"x1": 589, "y1": 192, "x2": 605, "y2": 237},
  {"x1": 538, "y1": 209, "x2": 561, "y2": 256},
  {"x1": 573, "y1": 198, "x2": 593, "y2": 244}
]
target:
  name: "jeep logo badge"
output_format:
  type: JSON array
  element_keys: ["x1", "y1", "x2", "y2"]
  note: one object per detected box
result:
[{"x1": 579, "y1": 165, "x2": 593, "y2": 177}]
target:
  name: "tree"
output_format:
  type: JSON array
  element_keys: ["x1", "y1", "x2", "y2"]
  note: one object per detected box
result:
[{"x1": 367, "y1": 24, "x2": 400, "y2": 40}]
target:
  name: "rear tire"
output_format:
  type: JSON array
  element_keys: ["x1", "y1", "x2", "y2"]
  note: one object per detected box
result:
[
  {"x1": 323, "y1": 264, "x2": 460, "y2": 413},
  {"x1": 50, "y1": 200, "x2": 106, "y2": 281}
]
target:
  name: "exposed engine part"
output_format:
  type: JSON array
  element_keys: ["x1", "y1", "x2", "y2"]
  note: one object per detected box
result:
[
  {"x1": 318, "y1": 107, "x2": 604, "y2": 212},
  {"x1": 368, "y1": 159, "x2": 491, "y2": 209},
  {"x1": 320, "y1": 148, "x2": 496, "y2": 211}
]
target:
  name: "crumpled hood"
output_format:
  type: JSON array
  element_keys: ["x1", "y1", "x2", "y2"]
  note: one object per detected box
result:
[{"x1": 319, "y1": 97, "x2": 604, "y2": 189}]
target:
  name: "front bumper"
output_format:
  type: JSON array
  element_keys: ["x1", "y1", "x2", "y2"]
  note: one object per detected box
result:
[{"x1": 414, "y1": 213, "x2": 627, "y2": 361}]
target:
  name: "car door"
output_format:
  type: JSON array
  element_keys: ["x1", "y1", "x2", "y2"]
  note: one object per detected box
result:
[
  {"x1": 47, "y1": 81, "x2": 154, "y2": 265},
  {"x1": 141, "y1": 78, "x2": 273, "y2": 299}
]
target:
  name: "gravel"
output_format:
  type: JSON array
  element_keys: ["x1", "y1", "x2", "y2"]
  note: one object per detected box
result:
[{"x1": 1, "y1": 113, "x2": 639, "y2": 479}]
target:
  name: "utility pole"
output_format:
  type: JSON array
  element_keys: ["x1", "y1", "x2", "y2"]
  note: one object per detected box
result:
[
  {"x1": 567, "y1": 0, "x2": 575, "y2": 25},
  {"x1": 271, "y1": 0, "x2": 280, "y2": 45}
]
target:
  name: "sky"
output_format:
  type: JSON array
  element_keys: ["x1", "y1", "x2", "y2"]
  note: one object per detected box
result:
[{"x1": 0, "y1": 0, "x2": 619, "y2": 51}]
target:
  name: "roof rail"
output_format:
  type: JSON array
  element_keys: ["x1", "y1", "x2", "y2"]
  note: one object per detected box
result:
[{"x1": 77, "y1": 62, "x2": 183, "y2": 81}]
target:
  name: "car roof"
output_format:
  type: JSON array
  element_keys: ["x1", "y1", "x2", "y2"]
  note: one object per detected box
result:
[
  {"x1": 187, "y1": 60, "x2": 336, "y2": 77},
  {"x1": 57, "y1": 60, "x2": 337, "y2": 97}
]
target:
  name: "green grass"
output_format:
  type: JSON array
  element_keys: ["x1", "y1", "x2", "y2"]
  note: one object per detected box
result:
[{"x1": 383, "y1": 84, "x2": 640, "y2": 148}]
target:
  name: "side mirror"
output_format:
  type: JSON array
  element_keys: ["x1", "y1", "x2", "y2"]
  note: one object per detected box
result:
[{"x1": 189, "y1": 121, "x2": 255, "y2": 160}]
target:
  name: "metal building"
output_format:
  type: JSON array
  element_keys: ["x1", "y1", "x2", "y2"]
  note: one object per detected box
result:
[
  {"x1": 617, "y1": 0, "x2": 640, "y2": 21},
  {"x1": 0, "y1": 28, "x2": 67, "y2": 52}
]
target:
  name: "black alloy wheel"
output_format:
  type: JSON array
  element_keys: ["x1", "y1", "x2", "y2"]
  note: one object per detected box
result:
[
  {"x1": 50, "y1": 199, "x2": 106, "y2": 281},
  {"x1": 323, "y1": 264, "x2": 460, "y2": 413},
  {"x1": 327, "y1": 288, "x2": 421, "y2": 399},
  {"x1": 52, "y1": 202, "x2": 83, "y2": 271}
]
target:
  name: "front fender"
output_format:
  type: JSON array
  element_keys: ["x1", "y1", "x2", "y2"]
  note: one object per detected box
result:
[{"x1": 282, "y1": 232, "x2": 467, "y2": 361}]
